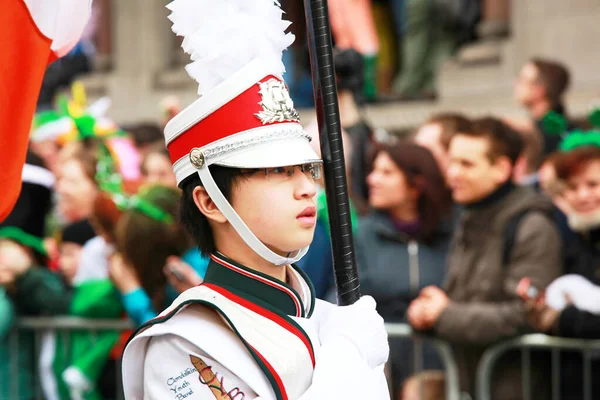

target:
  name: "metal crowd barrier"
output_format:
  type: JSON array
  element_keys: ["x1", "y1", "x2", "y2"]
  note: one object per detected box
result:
[
  {"x1": 476, "y1": 334, "x2": 600, "y2": 400},
  {"x1": 386, "y1": 323, "x2": 462, "y2": 400},
  {"x1": 16, "y1": 317, "x2": 134, "y2": 331},
  {"x1": 7, "y1": 319, "x2": 460, "y2": 400},
  {"x1": 13, "y1": 318, "x2": 600, "y2": 400},
  {"x1": 9, "y1": 317, "x2": 134, "y2": 400}
]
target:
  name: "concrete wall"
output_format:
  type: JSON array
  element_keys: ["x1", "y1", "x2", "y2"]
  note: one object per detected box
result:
[
  {"x1": 510, "y1": 0, "x2": 600, "y2": 88},
  {"x1": 83, "y1": 0, "x2": 600, "y2": 129},
  {"x1": 84, "y1": 0, "x2": 197, "y2": 124}
]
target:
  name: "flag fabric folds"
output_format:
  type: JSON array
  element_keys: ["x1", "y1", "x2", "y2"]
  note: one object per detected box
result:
[{"x1": 0, "y1": 0, "x2": 93, "y2": 222}]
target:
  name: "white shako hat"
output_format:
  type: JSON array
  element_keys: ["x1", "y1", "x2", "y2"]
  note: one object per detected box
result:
[{"x1": 164, "y1": 0, "x2": 321, "y2": 266}]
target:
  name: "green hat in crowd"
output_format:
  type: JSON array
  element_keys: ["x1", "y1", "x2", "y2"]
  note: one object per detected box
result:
[{"x1": 555, "y1": 107, "x2": 600, "y2": 151}]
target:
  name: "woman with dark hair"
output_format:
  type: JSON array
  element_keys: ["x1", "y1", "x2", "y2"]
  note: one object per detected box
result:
[
  {"x1": 356, "y1": 140, "x2": 453, "y2": 396},
  {"x1": 111, "y1": 185, "x2": 204, "y2": 324}
]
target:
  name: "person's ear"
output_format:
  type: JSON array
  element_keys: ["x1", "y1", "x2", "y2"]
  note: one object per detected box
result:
[
  {"x1": 492, "y1": 156, "x2": 513, "y2": 184},
  {"x1": 193, "y1": 186, "x2": 227, "y2": 223},
  {"x1": 512, "y1": 155, "x2": 527, "y2": 183}
]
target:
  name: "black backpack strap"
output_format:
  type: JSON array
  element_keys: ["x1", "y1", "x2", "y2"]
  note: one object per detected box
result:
[{"x1": 502, "y1": 210, "x2": 534, "y2": 267}]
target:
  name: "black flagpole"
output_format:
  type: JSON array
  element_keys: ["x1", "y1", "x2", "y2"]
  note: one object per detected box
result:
[{"x1": 303, "y1": 0, "x2": 360, "y2": 306}]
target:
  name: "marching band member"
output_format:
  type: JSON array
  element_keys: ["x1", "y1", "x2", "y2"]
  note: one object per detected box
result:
[{"x1": 121, "y1": 1, "x2": 390, "y2": 399}]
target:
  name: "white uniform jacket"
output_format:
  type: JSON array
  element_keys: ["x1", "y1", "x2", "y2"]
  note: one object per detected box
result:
[{"x1": 122, "y1": 253, "x2": 390, "y2": 400}]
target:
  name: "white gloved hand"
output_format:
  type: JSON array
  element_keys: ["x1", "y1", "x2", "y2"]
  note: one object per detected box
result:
[
  {"x1": 546, "y1": 274, "x2": 600, "y2": 314},
  {"x1": 319, "y1": 296, "x2": 389, "y2": 369}
]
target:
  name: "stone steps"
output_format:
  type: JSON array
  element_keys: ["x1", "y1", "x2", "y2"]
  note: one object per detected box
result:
[
  {"x1": 80, "y1": 31, "x2": 600, "y2": 133},
  {"x1": 439, "y1": 38, "x2": 514, "y2": 99}
]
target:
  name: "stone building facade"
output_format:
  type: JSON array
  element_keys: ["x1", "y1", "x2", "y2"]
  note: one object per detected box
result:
[{"x1": 83, "y1": 0, "x2": 600, "y2": 130}]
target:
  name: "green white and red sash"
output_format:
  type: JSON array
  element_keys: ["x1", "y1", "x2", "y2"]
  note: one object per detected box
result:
[{"x1": 128, "y1": 253, "x2": 317, "y2": 400}]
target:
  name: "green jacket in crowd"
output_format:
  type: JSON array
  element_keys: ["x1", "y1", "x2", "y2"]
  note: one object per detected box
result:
[
  {"x1": 13, "y1": 267, "x2": 124, "y2": 400},
  {"x1": 1, "y1": 287, "x2": 34, "y2": 399}
]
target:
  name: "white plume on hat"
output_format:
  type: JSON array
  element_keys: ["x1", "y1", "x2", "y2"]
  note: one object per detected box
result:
[
  {"x1": 164, "y1": 0, "x2": 320, "y2": 266},
  {"x1": 166, "y1": 0, "x2": 295, "y2": 95}
]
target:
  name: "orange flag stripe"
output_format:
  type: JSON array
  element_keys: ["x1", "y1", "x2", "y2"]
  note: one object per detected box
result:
[
  {"x1": 0, "y1": 0, "x2": 90, "y2": 222},
  {"x1": 0, "y1": 0, "x2": 54, "y2": 222}
]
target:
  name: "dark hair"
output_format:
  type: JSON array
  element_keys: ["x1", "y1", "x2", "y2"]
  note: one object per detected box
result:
[
  {"x1": 62, "y1": 219, "x2": 96, "y2": 246},
  {"x1": 179, "y1": 166, "x2": 243, "y2": 257},
  {"x1": 93, "y1": 181, "x2": 142, "y2": 244},
  {"x1": 518, "y1": 129, "x2": 543, "y2": 174},
  {"x1": 115, "y1": 185, "x2": 191, "y2": 312},
  {"x1": 372, "y1": 141, "x2": 452, "y2": 241},
  {"x1": 424, "y1": 113, "x2": 472, "y2": 150},
  {"x1": 125, "y1": 123, "x2": 164, "y2": 149},
  {"x1": 555, "y1": 146, "x2": 600, "y2": 181},
  {"x1": 92, "y1": 193, "x2": 124, "y2": 243},
  {"x1": 1, "y1": 150, "x2": 53, "y2": 265},
  {"x1": 25, "y1": 150, "x2": 46, "y2": 167},
  {"x1": 456, "y1": 117, "x2": 524, "y2": 165},
  {"x1": 530, "y1": 58, "x2": 571, "y2": 107}
]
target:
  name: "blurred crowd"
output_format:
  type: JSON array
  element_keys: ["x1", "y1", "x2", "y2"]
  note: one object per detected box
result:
[
  {"x1": 341, "y1": 57, "x2": 598, "y2": 400},
  {"x1": 2, "y1": 3, "x2": 600, "y2": 400},
  {"x1": 1, "y1": 82, "x2": 207, "y2": 399},
  {"x1": 281, "y1": 0, "x2": 485, "y2": 105}
]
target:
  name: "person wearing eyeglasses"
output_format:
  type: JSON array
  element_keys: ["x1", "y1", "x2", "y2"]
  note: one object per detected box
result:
[{"x1": 121, "y1": 1, "x2": 391, "y2": 399}]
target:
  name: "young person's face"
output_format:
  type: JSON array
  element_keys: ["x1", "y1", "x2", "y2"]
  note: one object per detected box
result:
[
  {"x1": 59, "y1": 242, "x2": 83, "y2": 284},
  {"x1": 230, "y1": 164, "x2": 319, "y2": 254},
  {"x1": 514, "y1": 62, "x2": 544, "y2": 107},
  {"x1": 143, "y1": 153, "x2": 178, "y2": 188},
  {"x1": 0, "y1": 239, "x2": 34, "y2": 270},
  {"x1": 447, "y1": 135, "x2": 511, "y2": 204},
  {"x1": 564, "y1": 161, "x2": 600, "y2": 215},
  {"x1": 30, "y1": 140, "x2": 61, "y2": 175},
  {"x1": 367, "y1": 152, "x2": 417, "y2": 212},
  {"x1": 56, "y1": 159, "x2": 98, "y2": 222}
]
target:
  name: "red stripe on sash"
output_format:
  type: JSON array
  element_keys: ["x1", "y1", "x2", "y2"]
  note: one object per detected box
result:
[
  {"x1": 248, "y1": 343, "x2": 288, "y2": 400},
  {"x1": 203, "y1": 283, "x2": 315, "y2": 367}
]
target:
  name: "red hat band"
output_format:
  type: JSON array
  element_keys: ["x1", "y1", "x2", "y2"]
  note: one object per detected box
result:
[{"x1": 166, "y1": 75, "x2": 301, "y2": 166}]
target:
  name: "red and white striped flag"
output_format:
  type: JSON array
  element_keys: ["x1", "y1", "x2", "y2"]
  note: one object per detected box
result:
[{"x1": 0, "y1": 0, "x2": 93, "y2": 222}]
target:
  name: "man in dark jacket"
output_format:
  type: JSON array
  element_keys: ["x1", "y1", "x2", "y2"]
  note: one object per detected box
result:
[{"x1": 408, "y1": 117, "x2": 562, "y2": 399}]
